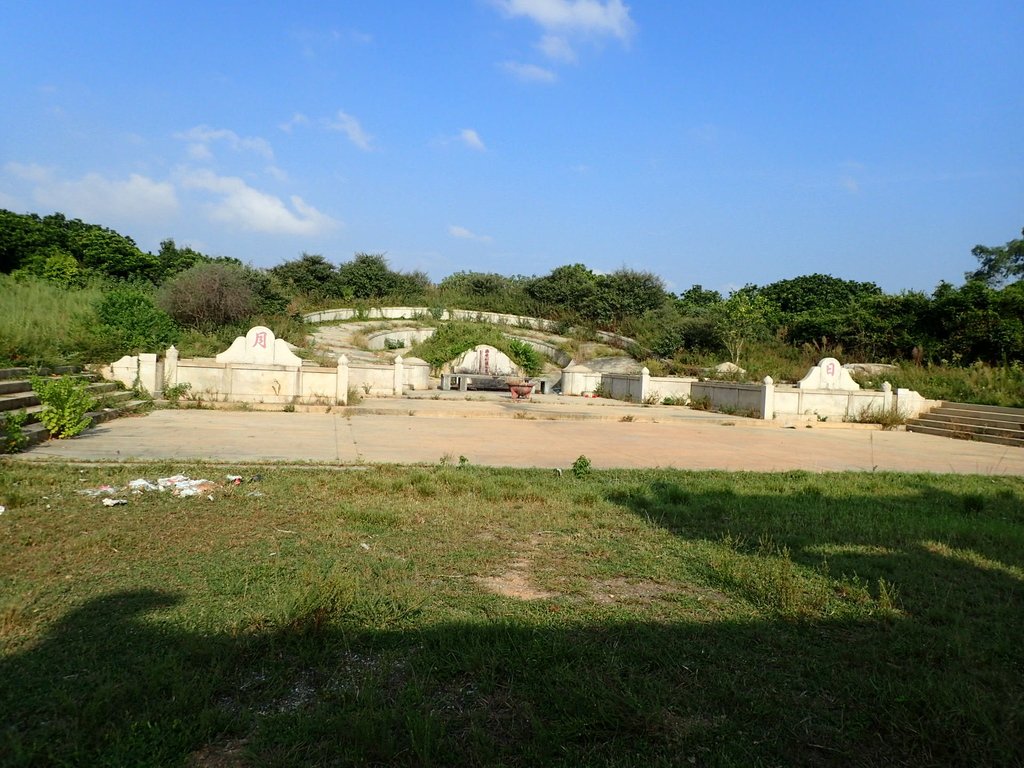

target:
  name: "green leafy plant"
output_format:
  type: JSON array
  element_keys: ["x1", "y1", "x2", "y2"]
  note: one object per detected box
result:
[
  {"x1": 571, "y1": 454, "x2": 592, "y2": 478},
  {"x1": 1, "y1": 410, "x2": 30, "y2": 453},
  {"x1": 162, "y1": 381, "x2": 192, "y2": 405},
  {"x1": 31, "y1": 376, "x2": 97, "y2": 438}
]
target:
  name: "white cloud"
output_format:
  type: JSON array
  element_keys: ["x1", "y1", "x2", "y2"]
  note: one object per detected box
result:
[
  {"x1": 501, "y1": 61, "x2": 558, "y2": 83},
  {"x1": 175, "y1": 125, "x2": 274, "y2": 161},
  {"x1": 178, "y1": 168, "x2": 338, "y2": 235},
  {"x1": 493, "y1": 0, "x2": 635, "y2": 43},
  {"x1": 537, "y1": 33, "x2": 578, "y2": 62},
  {"x1": 279, "y1": 113, "x2": 310, "y2": 133},
  {"x1": 5, "y1": 163, "x2": 179, "y2": 221},
  {"x1": 459, "y1": 129, "x2": 487, "y2": 151},
  {"x1": 324, "y1": 110, "x2": 374, "y2": 151},
  {"x1": 449, "y1": 225, "x2": 493, "y2": 243},
  {"x1": 839, "y1": 176, "x2": 860, "y2": 194}
]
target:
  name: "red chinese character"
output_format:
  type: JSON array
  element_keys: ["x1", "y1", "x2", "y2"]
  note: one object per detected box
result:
[
  {"x1": 253, "y1": 331, "x2": 267, "y2": 349},
  {"x1": 826, "y1": 362, "x2": 835, "y2": 376}
]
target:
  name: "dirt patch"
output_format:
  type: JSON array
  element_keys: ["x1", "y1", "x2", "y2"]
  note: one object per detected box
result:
[
  {"x1": 473, "y1": 533, "x2": 560, "y2": 600},
  {"x1": 474, "y1": 558, "x2": 559, "y2": 600}
]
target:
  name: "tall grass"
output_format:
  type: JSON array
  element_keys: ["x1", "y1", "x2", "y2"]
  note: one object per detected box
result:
[{"x1": 0, "y1": 275, "x2": 104, "y2": 367}]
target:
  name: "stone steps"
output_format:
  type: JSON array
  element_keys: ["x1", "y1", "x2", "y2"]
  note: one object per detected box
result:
[
  {"x1": 906, "y1": 401, "x2": 1024, "y2": 448},
  {"x1": 0, "y1": 369, "x2": 147, "y2": 450}
]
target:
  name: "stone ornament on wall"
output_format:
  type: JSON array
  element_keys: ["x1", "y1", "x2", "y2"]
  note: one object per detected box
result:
[
  {"x1": 215, "y1": 326, "x2": 302, "y2": 367},
  {"x1": 797, "y1": 357, "x2": 861, "y2": 391}
]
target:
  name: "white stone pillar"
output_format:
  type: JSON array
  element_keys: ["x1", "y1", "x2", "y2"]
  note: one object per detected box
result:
[
  {"x1": 393, "y1": 355, "x2": 404, "y2": 396},
  {"x1": 882, "y1": 381, "x2": 893, "y2": 411},
  {"x1": 640, "y1": 367, "x2": 650, "y2": 403},
  {"x1": 164, "y1": 346, "x2": 179, "y2": 392},
  {"x1": 137, "y1": 353, "x2": 159, "y2": 395},
  {"x1": 761, "y1": 376, "x2": 775, "y2": 420},
  {"x1": 336, "y1": 355, "x2": 349, "y2": 405}
]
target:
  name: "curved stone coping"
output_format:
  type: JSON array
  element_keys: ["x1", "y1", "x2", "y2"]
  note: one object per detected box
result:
[
  {"x1": 303, "y1": 306, "x2": 637, "y2": 350},
  {"x1": 362, "y1": 326, "x2": 572, "y2": 366}
]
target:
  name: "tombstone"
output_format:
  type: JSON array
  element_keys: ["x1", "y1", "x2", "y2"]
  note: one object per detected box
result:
[
  {"x1": 797, "y1": 357, "x2": 860, "y2": 390},
  {"x1": 215, "y1": 326, "x2": 302, "y2": 366},
  {"x1": 452, "y1": 344, "x2": 518, "y2": 377}
]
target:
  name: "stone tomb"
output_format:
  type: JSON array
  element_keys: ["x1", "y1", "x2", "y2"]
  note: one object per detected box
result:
[{"x1": 441, "y1": 344, "x2": 522, "y2": 392}]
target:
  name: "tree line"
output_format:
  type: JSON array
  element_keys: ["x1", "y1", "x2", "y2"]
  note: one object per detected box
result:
[{"x1": 2, "y1": 208, "x2": 1022, "y2": 367}]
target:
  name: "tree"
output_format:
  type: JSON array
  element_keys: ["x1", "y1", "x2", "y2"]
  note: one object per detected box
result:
[
  {"x1": 270, "y1": 253, "x2": 338, "y2": 299},
  {"x1": 758, "y1": 274, "x2": 882, "y2": 315},
  {"x1": 676, "y1": 285, "x2": 723, "y2": 316},
  {"x1": 598, "y1": 268, "x2": 668, "y2": 326},
  {"x1": 525, "y1": 264, "x2": 600, "y2": 321},
  {"x1": 335, "y1": 253, "x2": 399, "y2": 299},
  {"x1": 966, "y1": 228, "x2": 1024, "y2": 286},
  {"x1": 712, "y1": 292, "x2": 772, "y2": 366},
  {"x1": 157, "y1": 263, "x2": 255, "y2": 330}
]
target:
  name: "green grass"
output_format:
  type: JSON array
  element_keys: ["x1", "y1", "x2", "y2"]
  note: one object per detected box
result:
[
  {"x1": 2, "y1": 463, "x2": 1022, "y2": 766},
  {"x1": 0, "y1": 275, "x2": 105, "y2": 367}
]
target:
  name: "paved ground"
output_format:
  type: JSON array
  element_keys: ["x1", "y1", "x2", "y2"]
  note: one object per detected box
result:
[{"x1": 14, "y1": 393, "x2": 1024, "y2": 474}]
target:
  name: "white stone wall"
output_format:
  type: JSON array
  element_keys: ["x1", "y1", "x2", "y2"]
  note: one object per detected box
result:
[{"x1": 102, "y1": 327, "x2": 430, "y2": 405}]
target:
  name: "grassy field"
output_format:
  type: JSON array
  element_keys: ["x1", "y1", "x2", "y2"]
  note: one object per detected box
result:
[{"x1": 1, "y1": 462, "x2": 1022, "y2": 766}]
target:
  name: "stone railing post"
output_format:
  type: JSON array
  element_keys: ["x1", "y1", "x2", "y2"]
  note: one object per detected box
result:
[
  {"x1": 164, "y1": 346, "x2": 179, "y2": 393},
  {"x1": 761, "y1": 376, "x2": 775, "y2": 420},
  {"x1": 336, "y1": 354, "x2": 349, "y2": 405},
  {"x1": 393, "y1": 355, "x2": 404, "y2": 396},
  {"x1": 640, "y1": 367, "x2": 650, "y2": 402},
  {"x1": 882, "y1": 381, "x2": 893, "y2": 411}
]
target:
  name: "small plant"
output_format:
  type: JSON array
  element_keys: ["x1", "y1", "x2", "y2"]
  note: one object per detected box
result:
[
  {"x1": 361, "y1": 382, "x2": 373, "y2": 395},
  {"x1": 458, "y1": 455, "x2": 469, "y2": 467},
  {"x1": 385, "y1": 338, "x2": 406, "y2": 350},
  {"x1": 283, "y1": 402, "x2": 296, "y2": 413},
  {"x1": 642, "y1": 391, "x2": 662, "y2": 406},
  {"x1": 31, "y1": 375, "x2": 97, "y2": 438},
  {"x1": 688, "y1": 394, "x2": 713, "y2": 411},
  {"x1": 571, "y1": 454, "x2": 592, "y2": 478},
  {"x1": 662, "y1": 395, "x2": 689, "y2": 406},
  {"x1": 851, "y1": 402, "x2": 906, "y2": 430},
  {"x1": 163, "y1": 381, "x2": 192, "y2": 405},
  {"x1": 347, "y1": 387, "x2": 363, "y2": 405},
  {"x1": 593, "y1": 382, "x2": 611, "y2": 399},
  {"x1": 620, "y1": 414, "x2": 635, "y2": 422},
  {"x1": 2, "y1": 411, "x2": 30, "y2": 453}
]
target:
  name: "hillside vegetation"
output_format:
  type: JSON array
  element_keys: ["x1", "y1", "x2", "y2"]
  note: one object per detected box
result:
[{"x1": 2, "y1": 209, "x2": 1022, "y2": 405}]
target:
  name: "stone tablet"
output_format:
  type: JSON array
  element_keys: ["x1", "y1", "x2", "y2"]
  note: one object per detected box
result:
[
  {"x1": 215, "y1": 326, "x2": 302, "y2": 366},
  {"x1": 452, "y1": 344, "x2": 517, "y2": 376},
  {"x1": 797, "y1": 357, "x2": 860, "y2": 390}
]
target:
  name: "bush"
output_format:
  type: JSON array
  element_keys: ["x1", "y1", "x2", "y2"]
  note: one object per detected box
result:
[
  {"x1": 158, "y1": 263, "x2": 256, "y2": 330},
  {"x1": 506, "y1": 339, "x2": 543, "y2": 376},
  {"x1": 1, "y1": 411, "x2": 30, "y2": 453},
  {"x1": 31, "y1": 376, "x2": 97, "y2": 438},
  {"x1": 93, "y1": 285, "x2": 179, "y2": 355}
]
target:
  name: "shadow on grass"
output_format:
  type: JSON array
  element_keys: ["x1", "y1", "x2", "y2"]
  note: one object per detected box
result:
[{"x1": 2, "y1": 477, "x2": 1023, "y2": 766}]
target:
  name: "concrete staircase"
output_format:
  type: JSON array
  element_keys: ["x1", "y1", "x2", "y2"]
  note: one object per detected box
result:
[
  {"x1": 0, "y1": 367, "x2": 148, "y2": 450},
  {"x1": 906, "y1": 401, "x2": 1024, "y2": 448}
]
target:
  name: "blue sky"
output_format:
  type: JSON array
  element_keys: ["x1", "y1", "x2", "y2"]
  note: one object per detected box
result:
[{"x1": 1, "y1": 1, "x2": 1021, "y2": 295}]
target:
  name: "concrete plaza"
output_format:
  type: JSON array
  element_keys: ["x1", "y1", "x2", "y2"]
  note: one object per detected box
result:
[{"x1": 15, "y1": 394, "x2": 1024, "y2": 475}]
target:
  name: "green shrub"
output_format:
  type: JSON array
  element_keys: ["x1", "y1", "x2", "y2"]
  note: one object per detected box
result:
[
  {"x1": 506, "y1": 338, "x2": 543, "y2": 376},
  {"x1": 1, "y1": 411, "x2": 30, "y2": 453},
  {"x1": 571, "y1": 454, "x2": 592, "y2": 478},
  {"x1": 157, "y1": 263, "x2": 256, "y2": 330},
  {"x1": 93, "y1": 285, "x2": 179, "y2": 355},
  {"x1": 31, "y1": 376, "x2": 97, "y2": 438}
]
